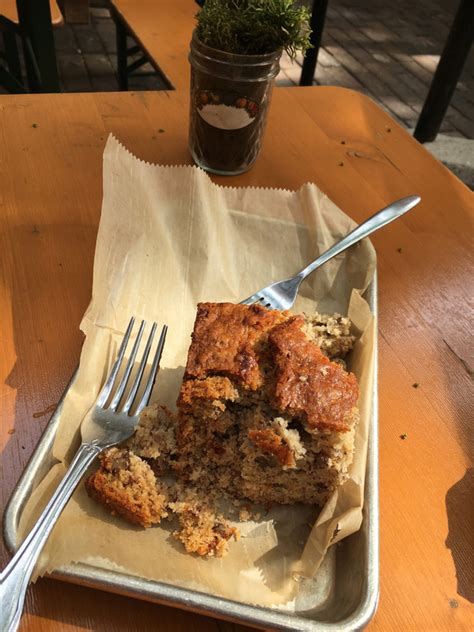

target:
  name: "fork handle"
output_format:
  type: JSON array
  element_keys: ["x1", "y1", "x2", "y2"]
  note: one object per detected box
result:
[
  {"x1": 0, "y1": 442, "x2": 101, "y2": 632},
  {"x1": 297, "y1": 195, "x2": 421, "y2": 281}
]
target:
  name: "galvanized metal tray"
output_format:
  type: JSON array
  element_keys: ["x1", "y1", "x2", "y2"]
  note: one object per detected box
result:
[{"x1": 3, "y1": 278, "x2": 379, "y2": 631}]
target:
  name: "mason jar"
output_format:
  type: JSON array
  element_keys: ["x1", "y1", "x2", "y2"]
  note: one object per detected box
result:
[{"x1": 189, "y1": 31, "x2": 281, "y2": 176}]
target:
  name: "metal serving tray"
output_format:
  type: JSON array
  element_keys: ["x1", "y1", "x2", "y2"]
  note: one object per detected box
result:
[{"x1": 3, "y1": 278, "x2": 379, "y2": 631}]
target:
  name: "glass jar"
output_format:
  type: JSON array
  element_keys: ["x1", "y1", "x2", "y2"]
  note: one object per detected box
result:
[{"x1": 188, "y1": 31, "x2": 281, "y2": 176}]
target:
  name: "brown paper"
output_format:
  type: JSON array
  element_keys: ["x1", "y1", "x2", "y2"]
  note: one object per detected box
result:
[{"x1": 18, "y1": 135, "x2": 376, "y2": 609}]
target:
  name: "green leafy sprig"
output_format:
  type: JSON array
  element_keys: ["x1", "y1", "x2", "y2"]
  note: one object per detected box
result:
[{"x1": 196, "y1": 0, "x2": 312, "y2": 59}]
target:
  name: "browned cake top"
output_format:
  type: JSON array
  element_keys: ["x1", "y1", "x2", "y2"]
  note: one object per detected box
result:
[
  {"x1": 184, "y1": 302, "x2": 288, "y2": 390},
  {"x1": 269, "y1": 317, "x2": 359, "y2": 432}
]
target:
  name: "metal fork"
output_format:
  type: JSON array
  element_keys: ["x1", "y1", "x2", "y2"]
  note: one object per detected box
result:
[
  {"x1": 0, "y1": 318, "x2": 168, "y2": 632},
  {"x1": 241, "y1": 195, "x2": 421, "y2": 310}
]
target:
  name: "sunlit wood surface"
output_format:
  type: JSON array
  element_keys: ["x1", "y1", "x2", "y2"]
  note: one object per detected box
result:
[
  {"x1": 0, "y1": 87, "x2": 472, "y2": 631},
  {"x1": 0, "y1": 0, "x2": 63, "y2": 26},
  {"x1": 111, "y1": 0, "x2": 194, "y2": 90}
]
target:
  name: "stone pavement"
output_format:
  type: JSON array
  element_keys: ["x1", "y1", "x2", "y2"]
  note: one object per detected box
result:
[{"x1": 277, "y1": 0, "x2": 473, "y2": 139}]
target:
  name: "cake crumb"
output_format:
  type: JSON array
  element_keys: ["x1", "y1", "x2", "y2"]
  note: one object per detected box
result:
[
  {"x1": 86, "y1": 447, "x2": 169, "y2": 528},
  {"x1": 170, "y1": 496, "x2": 238, "y2": 558}
]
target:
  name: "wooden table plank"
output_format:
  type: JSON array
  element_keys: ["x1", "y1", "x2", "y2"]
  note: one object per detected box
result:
[
  {"x1": 0, "y1": 87, "x2": 472, "y2": 632},
  {"x1": 0, "y1": 0, "x2": 63, "y2": 26},
  {"x1": 111, "y1": 0, "x2": 195, "y2": 90}
]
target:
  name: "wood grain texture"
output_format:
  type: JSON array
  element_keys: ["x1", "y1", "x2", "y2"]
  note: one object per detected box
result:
[
  {"x1": 0, "y1": 88, "x2": 472, "y2": 632},
  {"x1": 110, "y1": 0, "x2": 195, "y2": 90},
  {"x1": 0, "y1": 0, "x2": 63, "y2": 26}
]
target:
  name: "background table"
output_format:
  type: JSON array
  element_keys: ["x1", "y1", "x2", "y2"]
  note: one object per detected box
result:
[{"x1": 0, "y1": 87, "x2": 472, "y2": 631}]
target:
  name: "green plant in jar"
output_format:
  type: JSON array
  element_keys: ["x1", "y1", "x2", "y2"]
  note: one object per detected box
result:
[
  {"x1": 196, "y1": 0, "x2": 312, "y2": 58},
  {"x1": 189, "y1": 1, "x2": 312, "y2": 175}
]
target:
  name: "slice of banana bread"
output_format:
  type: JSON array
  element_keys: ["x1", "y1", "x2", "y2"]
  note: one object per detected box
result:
[
  {"x1": 176, "y1": 303, "x2": 359, "y2": 505},
  {"x1": 86, "y1": 302, "x2": 359, "y2": 556}
]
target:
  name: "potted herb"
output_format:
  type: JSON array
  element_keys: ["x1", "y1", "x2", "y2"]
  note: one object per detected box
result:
[{"x1": 189, "y1": 0, "x2": 311, "y2": 175}]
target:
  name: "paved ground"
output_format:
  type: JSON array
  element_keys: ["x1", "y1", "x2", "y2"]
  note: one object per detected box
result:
[
  {"x1": 279, "y1": 0, "x2": 474, "y2": 139},
  {"x1": 46, "y1": 0, "x2": 473, "y2": 140}
]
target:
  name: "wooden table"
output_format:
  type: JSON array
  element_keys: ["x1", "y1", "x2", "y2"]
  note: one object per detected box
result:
[{"x1": 0, "y1": 87, "x2": 472, "y2": 631}]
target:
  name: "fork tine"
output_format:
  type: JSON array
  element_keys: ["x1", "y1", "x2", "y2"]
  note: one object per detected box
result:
[
  {"x1": 240, "y1": 294, "x2": 263, "y2": 306},
  {"x1": 240, "y1": 294, "x2": 272, "y2": 308},
  {"x1": 121, "y1": 322, "x2": 156, "y2": 415},
  {"x1": 109, "y1": 320, "x2": 145, "y2": 412},
  {"x1": 135, "y1": 324, "x2": 168, "y2": 416},
  {"x1": 96, "y1": 316, "x2": 135, "y2": 407}
]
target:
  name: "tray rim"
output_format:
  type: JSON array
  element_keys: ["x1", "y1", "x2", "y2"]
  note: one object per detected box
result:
[{"x1": 3, "y1": 276, "x2": 379, "y2": 631}]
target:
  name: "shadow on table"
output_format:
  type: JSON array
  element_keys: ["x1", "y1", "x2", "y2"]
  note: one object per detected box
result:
[
  {"x1": 348, "y1": 92, "x2": 474, "y2": 605},
  {"x1": 0, "y1": 222, "x2": 96, "y2": 567},
  {"x1": 445, "y1": 468, "x2": 474, "y2": 603}
]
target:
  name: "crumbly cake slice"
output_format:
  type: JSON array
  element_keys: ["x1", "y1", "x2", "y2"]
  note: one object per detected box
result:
[
  {"x1": 176, "y1": 302, "x2": 359, "y2": 507},
  {"x1": 86, "y1": 302, "x2": 360, "y2": 557},
  {"x1": 86, "y1": 447, "x2": 169, "y2": 528}
]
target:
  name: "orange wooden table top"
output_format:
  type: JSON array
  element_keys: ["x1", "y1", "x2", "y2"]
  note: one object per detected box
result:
[{"x1": 0, "y1": 87, "x2": 472, "y2": 632}]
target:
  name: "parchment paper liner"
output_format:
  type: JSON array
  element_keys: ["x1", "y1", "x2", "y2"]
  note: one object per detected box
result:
[{"x1": 18, "y1": 135, "x2": 376, "y2": 609}]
